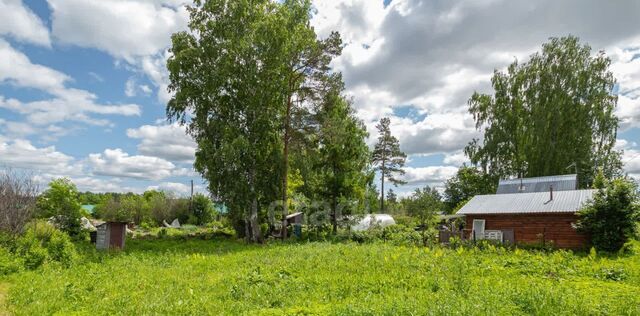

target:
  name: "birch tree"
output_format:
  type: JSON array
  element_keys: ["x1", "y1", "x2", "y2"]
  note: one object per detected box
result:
[{"x1": 465, "y1": 36, "x2": 622, "y2": 187}]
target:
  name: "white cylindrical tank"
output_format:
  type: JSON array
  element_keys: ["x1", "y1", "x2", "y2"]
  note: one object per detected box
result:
[{"x1": 351, "y1": 214, "x2": 396, "y2": 231}]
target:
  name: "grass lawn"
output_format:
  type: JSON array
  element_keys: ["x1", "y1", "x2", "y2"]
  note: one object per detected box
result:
[
  {"x1": 2, "y1": 238, "x2": 639, "y2": 315},
  {"x1": 0, "y1": 283, "x2": 7, "y2": 316}
]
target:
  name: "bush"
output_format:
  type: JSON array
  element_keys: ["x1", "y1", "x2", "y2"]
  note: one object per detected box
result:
[
  {"x1": 576, "y1": 177, "x2": 639, "y2": 252},
  {"x1": 0, "y1": 246, "x2": 21, "y2": 276},
  {"x1": 36, "y1": 178, "x2": 83, "y2": 236},
  {"x1": 13, "y1": 221, "x2": 78, "y2": 270},
  {"x1": 15, "y1": 232, "x2": 47, "y2": 270},
  {"x1": 0, "y1": 170, "x2": 38, "y2": 235}
]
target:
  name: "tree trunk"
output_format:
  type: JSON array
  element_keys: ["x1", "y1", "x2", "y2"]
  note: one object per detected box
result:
[
  {"x1": 249, "y1": 195, "x2": 262, "y2": 243},
  {"x1": 248, "y1": 169, "x2": 263, "y2": 243},
  {"x1": 332, "y1": 195, "x2": 337, "y2": 234},
  {"x1": 380, "y1": 160, "x2": 385, "y2": 212},
  {"x1": 282, "y1": 92, "x2": 292, "y2": 240}
]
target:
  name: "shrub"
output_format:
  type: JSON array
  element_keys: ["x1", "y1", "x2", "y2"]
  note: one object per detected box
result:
[
  {"x1": 13, "y1": 221, "x2": 77, "y2": 270},
  {"x1": 576, "y1": 177, "x2": 639, "y2": 252},
  {"x1": 0, "y1": 170, "x2": 38, "y2": 235},
  {"x1": 46, "y1": 230, "x2": 77, "y2": 267},
  {"x1": 15, "y1": 231, "x2": 47, "y2": 270},
  {"x1": 36, "y1": 178, "x2": 83, "y2": 236},
  {"x1": 0, "y1": 246, "x2": 21, "y2": 276}
]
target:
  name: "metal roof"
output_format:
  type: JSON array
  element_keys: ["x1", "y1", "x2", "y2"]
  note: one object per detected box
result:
[
  {"x1": 457, "y1": 189, "x2": 595, "y2": 215},
  {"x1": 496, "y1": 174, "x2": 577, "y2": 194}
]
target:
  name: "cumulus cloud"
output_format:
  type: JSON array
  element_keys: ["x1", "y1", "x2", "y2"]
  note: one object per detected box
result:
[
  {"x1": 146, "y1": 181, "x2": 206, "y2": 196},
  {"x1": 0, "y1": 139, "x2": 77, "y2": 176},
  {"x1": 70, "y1": 177, "x2": 146, "y2": 193},
  {"x1": 47, "y1": 0, "x2": 189, "y2": 103},
  {"x1": 312, "y1": 0, "x2": 640, "y2": 159},
  {"x1": 126, "y1": 123, "x2": 196, "y2": 163},
  {"x1": 401, "y1": 166, "x2": 458, "y2": 185},
  {"x1": 48, "y1": 0, "x2": 189, "y2": 60},
  {"x1": 0, "y1": 0, "x2": 51, "y2": 46},
  {"x1": 609, "y1": 43, "x2": 640, "y2": 130},
  {"x1": 443, "y1": 151, "x2": 469, "y2": 167},
  {"x1": 0, "y1": 40, "x2": 141, "y2": 126},
  {"x1": 87, "y1": 148, "x2": 180, "y2": 181}
]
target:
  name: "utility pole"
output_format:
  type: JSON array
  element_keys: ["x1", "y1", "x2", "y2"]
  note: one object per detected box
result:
[{"x1": 189, "y1": 179, "x2": 194, "y2": 213}]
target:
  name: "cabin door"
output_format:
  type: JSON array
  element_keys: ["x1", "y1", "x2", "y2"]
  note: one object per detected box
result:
[
  {"x1": 472, "y1": 219, "x2": 485, "y2": 240},
  {"x1": 109, "y1": 224, "x2": 124, "y2": 249}
]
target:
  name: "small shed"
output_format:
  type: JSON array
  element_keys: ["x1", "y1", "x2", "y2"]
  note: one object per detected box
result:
[
  {"x1": 285, "y1": 212, "x2": 304, "y2": 238},
  {"x1": 96, "y1": 222, "x2": 128, "y2": 250}
]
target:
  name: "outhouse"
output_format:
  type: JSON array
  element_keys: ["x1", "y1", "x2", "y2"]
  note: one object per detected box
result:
[
  {"x1": 96, "y1": 222, "x2": 128, "y2": 250},
  {"x1": 285, "y1": 212, "x2": 304, "y2": 238}
]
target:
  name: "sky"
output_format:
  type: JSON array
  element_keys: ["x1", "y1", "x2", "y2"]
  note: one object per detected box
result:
[{"x1": 0, "y1": 0, "x2": 639, "y2": 197}]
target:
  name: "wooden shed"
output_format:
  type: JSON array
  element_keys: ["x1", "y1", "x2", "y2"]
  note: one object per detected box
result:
[
  {"x1": 457, "y1": 175, "x2": 594, "y2": 249},
  {"x1": 96, "y1": 222, "x2": 128, "y2": 250}
]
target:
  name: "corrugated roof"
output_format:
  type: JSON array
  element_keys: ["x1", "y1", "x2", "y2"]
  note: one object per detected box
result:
[
  {"x1": 457, "y1": 189, "x2": 595, "y2": 215},
  {"x1": 496, "y1": 174, "x2": 577, "y2": 194}
]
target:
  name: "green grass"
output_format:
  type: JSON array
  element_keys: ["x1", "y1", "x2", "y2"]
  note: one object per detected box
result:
[
  {"x1": 0, "y1": 282, "x2": 8, "y2": 316},
  {"x1": 2, "y1": 239, "x2": 640, "y2": 315}
]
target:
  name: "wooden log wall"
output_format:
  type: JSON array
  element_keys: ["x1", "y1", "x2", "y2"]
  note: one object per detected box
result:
[{"x1": 464, "y1": 213, "x2": 588, "y2": 249}]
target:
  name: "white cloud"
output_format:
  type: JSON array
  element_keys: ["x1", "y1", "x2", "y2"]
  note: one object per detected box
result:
[
  {"x1": 443, "y1": 151, "x2": 469, "y2": 167},
  {"x1": 0, "y1": 39, "x2": 67, "y2": 93},
  {"x1": 71, "y1": 176, "x2": 142, "y2": 193},
  {"x1": 0, "y1": 139, "x2": 77, "y2": 175},
  {"x1": 125, "y1": 77, "x2": 137, "y2": 97},
  {"x1": 146, "y1": 181, "x2": 206, "y2": 196},
  {"x1": 126, "y1": 123, "x2": 196, "y2": 163},
  {"x1": 48, "y1": 0, "x2": 189, "y2": 61},
  {"x1": 312, "y1": 0, "x2": 640, "y2": 160},
  {"x1": 139, "y1": 85, "x2": 152, "y2": 95},
  {"x1": 609, "y1": 42, "x2": 640, "y2": 129},
  {"x1": 618, "y1": 139, "x2": 640, "y2": 178},
  {"x1": 0, "y1": 0, "x2": 51, "y2": 46},
  {"x1": 365, "y1": 111, "x2": 479, "y2": 155},
  {"x1": 87, "y1": 148, "x2": 179, "y2": 181},
  {"x1": 46, "y1": 0, "x2": 189, "y2": 103},
  {"x1": 401, "y1": 166, "x2": 458, "y2": 185},
  {"x1": 0, "y1": 40, "x2": 141, "y2": 126}
]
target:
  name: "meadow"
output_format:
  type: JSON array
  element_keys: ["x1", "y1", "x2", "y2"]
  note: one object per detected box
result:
[{"x1": 1, "y1": 237, "x2": 639, "y2": 315}]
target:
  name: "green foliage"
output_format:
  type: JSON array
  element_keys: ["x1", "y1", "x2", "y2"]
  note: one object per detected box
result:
[
  {"x1": 406, "y1": 186, "x2": 443, "y2": 246},
  {"x1": 3, "y1": 239, "x2": 640, "y2": 314},
  {"x1": 0, "y1": 247, "x2": 21, "y2": 276},
  {"x1": 168, "y1": 0, "x2": 297, "y2": 242},
  {"x1": 465, "y1": 36, "x2": 622, "y2": 187},
  {"x1": 371, "y1": 117, "x2": 407, "y2": 211},
  {"x1": 0, "y1": 221, "x2": 79, "y2": 273},
  {"x1": 314, "y1": 90, "x2": 371, "y2": 231},
  {"x1": 576, "y1": 177, "x2": 639, "y2": 252},
  {"x1": 444, "y1": 165, "x2": 497, "y2": 212},
  {"x1": 191, "y1": 194, "x2": 216, "y2": 225},
  {"x1": 36, "y1": 178, "x2": 83, "y2": 236}
]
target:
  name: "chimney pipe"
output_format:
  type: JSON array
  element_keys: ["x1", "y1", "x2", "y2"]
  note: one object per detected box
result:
[{"x1": 549, "y1": 185, "x2": 553, "y2": 201}]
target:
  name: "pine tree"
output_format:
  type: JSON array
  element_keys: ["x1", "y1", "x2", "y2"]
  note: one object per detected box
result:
[{"x1": 371, "y1": 117, "x2": 406, "y2": 212}]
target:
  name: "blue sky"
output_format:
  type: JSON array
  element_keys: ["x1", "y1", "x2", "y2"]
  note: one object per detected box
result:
[{"x1": 1, "y1": 0, "x2": 639, "y2": 197}]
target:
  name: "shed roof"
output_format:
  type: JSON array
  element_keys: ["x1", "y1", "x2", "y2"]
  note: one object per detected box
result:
[
  {"x1": 496, "y1": 174, "x2": 577, "y2": 194},
  {"x1": 457, "y1": 189, "x2": 595, "y2": 215}
]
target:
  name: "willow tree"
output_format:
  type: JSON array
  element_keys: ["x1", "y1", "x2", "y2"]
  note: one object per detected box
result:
[
  {"x1": 465, "y1": 36, "x2": 622, "y2": 187},
  {"x1": 167, "y1": 0, "x2": 287, "y2": 242}
]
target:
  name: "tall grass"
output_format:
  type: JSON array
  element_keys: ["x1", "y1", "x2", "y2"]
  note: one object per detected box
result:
[{"x1": 3, "y1": 239, "x2": 639, "y2": 315}]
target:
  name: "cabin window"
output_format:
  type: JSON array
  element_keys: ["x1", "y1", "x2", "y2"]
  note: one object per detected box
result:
[{"x1": 472, "y1": 219, "x2": 485, "y2": 240}]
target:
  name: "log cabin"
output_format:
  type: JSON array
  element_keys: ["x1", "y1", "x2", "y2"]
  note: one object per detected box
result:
[{"x1": 457, "y1": 174, "x2": 594, "y2": 249}]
